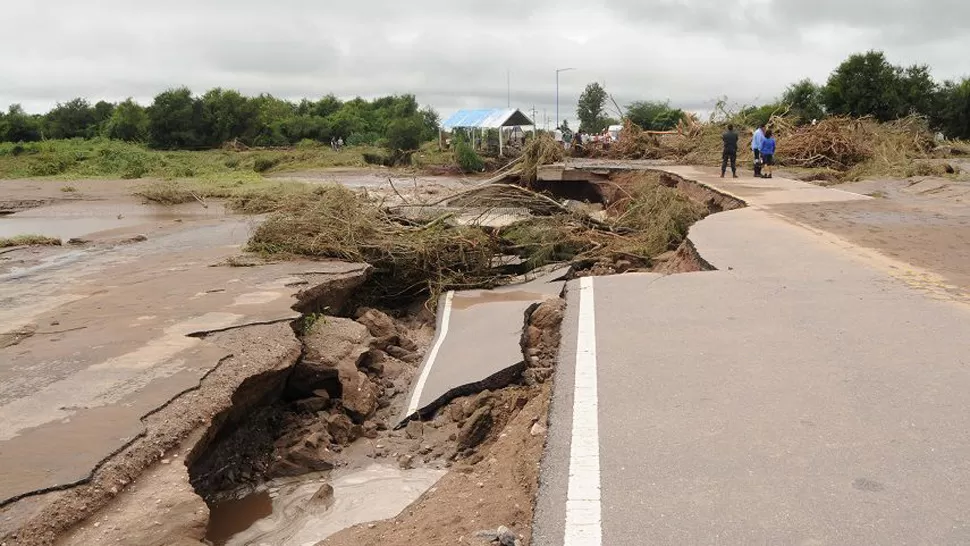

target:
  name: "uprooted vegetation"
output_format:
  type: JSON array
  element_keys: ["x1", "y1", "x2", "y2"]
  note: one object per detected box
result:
[
  {"x1": 244, "y1": 171, "x2": 707, "y2": 304},
  {"x1": 601, "y1": 114, "x2": 968, "y2": 183},
  {"x1": 0, "y1": 234, "x2": 62, "y2": 248}
]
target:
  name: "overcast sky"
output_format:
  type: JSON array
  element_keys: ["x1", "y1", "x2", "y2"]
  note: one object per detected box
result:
[{"x1": 2, "y1": 0, "x2": 969, "y2": 128}]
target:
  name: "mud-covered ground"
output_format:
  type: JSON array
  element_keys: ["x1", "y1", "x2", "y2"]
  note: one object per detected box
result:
[{"x1": 769, "y1": 177, "x2": 970, "y2": 297}]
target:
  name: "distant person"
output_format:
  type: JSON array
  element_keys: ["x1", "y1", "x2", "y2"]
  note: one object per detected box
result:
[
  {"x1": 330, "y1": 137, "x2": 337, "y2": 150},
  {"x1": 751, "y1": 123, "x2": 765, "y2": 162},
  {"x1": 721, "y1": 124, "x2": 739, "y2": 178},
  {"x1": 760, "y1": 129, "x2": 776, "y2": 178},
  {"x1": 337, "y1": 137, "x2": 344, "y2": 149}
]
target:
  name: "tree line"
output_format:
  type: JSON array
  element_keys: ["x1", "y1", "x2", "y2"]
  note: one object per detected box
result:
[
  {"x1": 575, "y1": 50, "x2": 970, "y2": 139},
  {"x1": 0, "y1": 88, "x2": 440, "y2": 151}
]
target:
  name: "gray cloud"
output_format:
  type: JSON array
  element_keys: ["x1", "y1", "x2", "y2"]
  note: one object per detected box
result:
[{"x1": 2, "y1": 0, "x2": 968, "y2": 129}]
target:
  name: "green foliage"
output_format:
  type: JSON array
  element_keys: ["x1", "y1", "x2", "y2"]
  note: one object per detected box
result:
[
  {"x1": 454, "y1": 136, "x2": 484, "y2": 173},
  {"x1": 0, "y1": 234, "x2": 62, "y2": 248},
  {"x1": 253, "y1": 156, "x2": 280, "y2": 172},
  {"x1": 0, "y1": 105, "x2": 42, "y2": 142},
  {"x1": 577, "y1": 82, "x2": 610, "y2": 133},
  {"x1": 148, "y1": 87, "x2": 205, "y2": 149},
  {"x1": 385, "y1": 113, "x2": 425, "y2": 152},
  {"x1": 106, "y1": 99, "x2": 149, "y2": 141},
  {"x1": 45, "y1": 98, "x2": 97, "y2": 139},
  {"x1": 937, "y1": 79, "x2": 970, "y2": 140},
  {"x1": 200, "y1": 88, "x2": 260, "y2": 146},
  {"x1": 740, "y1": 102, "x2": 786, "y2": 128},
  {"x1": 821, "y1": 51, "x2": 941, "y2": 123},
  {"x1": 626, "y1": 100, "x2": 684, "y2": 130},
  {"x1": 781, "y1": 79, "x2": 825, "y2": 124}
]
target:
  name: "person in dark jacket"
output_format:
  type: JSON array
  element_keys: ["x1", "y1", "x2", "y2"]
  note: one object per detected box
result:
[{"x1": 721, "y1": 124, "x2": 739, "y2": 178}]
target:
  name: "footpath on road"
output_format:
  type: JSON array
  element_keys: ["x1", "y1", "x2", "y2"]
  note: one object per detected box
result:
[{"x1": 535, "y1": 166, "x2": 970, "y2": 545}]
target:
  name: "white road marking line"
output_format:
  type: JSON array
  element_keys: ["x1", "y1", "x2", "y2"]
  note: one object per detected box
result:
[
  {"x1": 405, "y1": 290, "x2": 455, "y2": 417},
  {"x1": 564, "y1": 276, "x2": 602, "y2": 546}
]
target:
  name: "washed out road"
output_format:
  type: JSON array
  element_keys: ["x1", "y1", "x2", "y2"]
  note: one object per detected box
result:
[{"x1": 535, "y1": 167, "x2": 970, "y2": 545}]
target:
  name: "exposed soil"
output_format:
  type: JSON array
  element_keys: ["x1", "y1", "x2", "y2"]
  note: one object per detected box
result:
[{"x1": 769, "y1": 177, "x2": 970, "y2": 296}]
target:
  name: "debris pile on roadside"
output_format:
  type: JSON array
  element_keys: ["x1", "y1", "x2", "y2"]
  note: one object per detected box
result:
[
  {"x1": 601, "y1": 114, "x2": 966, "y2": 183},
  {"x1": 244, "y1": 170, "x2": 706, "y2": 306}
]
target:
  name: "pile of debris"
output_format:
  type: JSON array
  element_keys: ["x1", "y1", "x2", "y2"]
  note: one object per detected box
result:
[
  {"x1": 603, "y1": 113, "x2": 959, "y2": 182},
  {"x1": 246, "y1": 172, "x2": 706, "y2": 303}
]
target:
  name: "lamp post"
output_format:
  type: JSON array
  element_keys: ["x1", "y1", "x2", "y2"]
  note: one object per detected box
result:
[{"x1": 556, "y1": 67, "x2": 576, "y2": 131}]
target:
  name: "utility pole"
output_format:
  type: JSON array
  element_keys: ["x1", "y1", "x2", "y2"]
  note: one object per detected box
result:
[{"x1": 556, "y1": 67, "x2": 576, "y2": 131}]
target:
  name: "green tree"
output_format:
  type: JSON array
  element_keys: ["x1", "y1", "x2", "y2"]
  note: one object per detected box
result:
[
  {"x1": 577, "y1": 82, "x2": 609, "y2": 132},
  {"x1": 626, "y1": 100, "x2": 684, "y2": 130},
  {"x1": 419, "y1": 107, "x2": 440, "y2": 141},
  {"x1": 93, "y1": 100, "x2": 115, "y2": 135},
  {"x1": 898, "y1": 64, "x2": 940, "y2": 118},
  {"x1": 45, "y1": 98, "x2": 97, "y2": 139},
  {"x1": 147, "y1": 87, "x2": 204, "y2": 149},
  {"x1": 781, "y1": 79, "x2": 825, "y2": 124},
  {"x1": 200, "y1": 88, "x2": 260, "y2": 146},
  {"x1": 105, "y1": 99, "x2": 149, "y2": 141},
  {"x1": 0, "y1": 104, "x2": 42, "y2": 142},
  {"x1": 823, "y1": 51, "x2": 905, "y2": 122},
  {"x1": 385, "y1": 113, "x2": 425, "y2": 152},
  {"x1": 937, "y1": 78, "x2": 970, "y2": 139},
  {"x1": 741, "y1": 102, "x2": 786, "y2": 128}
]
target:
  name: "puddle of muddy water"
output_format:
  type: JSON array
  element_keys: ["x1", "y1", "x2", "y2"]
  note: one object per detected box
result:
[
  {"x1": 0, "y1": 201, "x2": 225, "y2": 241},
  {"x1": 207, "y1": 464, "x2": 445, "y2": 546}
]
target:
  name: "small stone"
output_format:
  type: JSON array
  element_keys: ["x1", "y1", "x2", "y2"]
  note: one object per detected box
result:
[
  {"x1": 398, "y1": 454, "x2": 415, "y2": 470},
  {"x1": 109, "y1": 487, "x2": 119, "y2": 495},
  {"x1": 405, "y1": 420, "x2": 424, "y2": 440},
  {"x1": 477, "y1": 482, "x2": 484, "y2": 488},
  {"x1": 94, "y1": 522, "x2": 100, "y2": 528},
  {"x1": 530, "y1": 422, "x2": 547, "y2": 437},
  {"x1": 161, "y1": 459, "x2": 171, "y2": 465},
  {"x1": 368, "y1": 523, "x2": 377, "y2": 529}
]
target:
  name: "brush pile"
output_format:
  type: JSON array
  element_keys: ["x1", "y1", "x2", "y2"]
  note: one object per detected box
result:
[
  {"x1": 606, "y1": 113, "x2": 948, "y2": 181},
  {"x1": 246, "y1": 173, "x2": 705, "y2": 303}
]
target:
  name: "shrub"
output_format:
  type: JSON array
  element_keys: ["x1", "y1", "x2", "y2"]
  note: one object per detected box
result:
[
  {"x1": 454, "y1": 138, "x2": 484, "y2": 173},
  {"x1": 253, "y1": 156, "x2": 280, "y2": 172}
]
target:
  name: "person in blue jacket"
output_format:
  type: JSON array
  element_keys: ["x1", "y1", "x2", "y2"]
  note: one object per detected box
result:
[{"x1": 760, "y1": 129, "x2": 776, "y2": 178}]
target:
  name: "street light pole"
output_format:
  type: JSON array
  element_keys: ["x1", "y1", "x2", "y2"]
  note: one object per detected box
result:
[{"x1": 556, "y1": 67, "x2": 576, "y2": 131}]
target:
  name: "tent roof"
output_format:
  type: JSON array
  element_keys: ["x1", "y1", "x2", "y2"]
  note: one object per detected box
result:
[{"x1": 441, "y1": 108, "x2": 534, "y2": 130}]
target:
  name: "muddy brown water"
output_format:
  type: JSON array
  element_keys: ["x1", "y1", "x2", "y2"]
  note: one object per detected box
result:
[
  {"x1": 205, "y1": 465, "x2": 445, "y2": 546},
  {"x1": 0, "y1": 201, "x2": 226, "y2": 241}
]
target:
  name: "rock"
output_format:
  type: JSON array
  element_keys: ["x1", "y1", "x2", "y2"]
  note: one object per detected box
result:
[
  {"x1": 523, "y1": 367, "x2": 554, "y2": 386},
  {"x1": 295, "y1": 396, "x2": 330, "y2": 413},
  {"x1": 405, "y1": 420, "x2": 424, "y2": 440},
  {"x1": 381, "y1": 360, "x2": 407, "y2": 380},
  {"x1": 385, "y1": 345, "x2": 412, "y2": 360},
  {"x1": 341, "y1": 371, "x2": 379, "y2": 420},
  {"x1": 355, "y1": 308, "x2": 398, "y2": 338},
  {"x1": 397, "y1": 334, "x2": 419, "y2": 352},
  {"x1": 293, "y1": 267, "x2": 372, "y2": 316},
  {"x1": 67, "y1": 237, "x2": 91, "y2": 245},
  {"x1": 475, "y1": 526, "x2": 519, "y2": 546},
  {"x1": 272, "y1": 444, "x2": 336, "y2": 477},
  {"x1": 371, "y1": 335, "x2": 401, "y2": 351},
  {"x1": 362, "y1": 421, "x2": 379, "y2": 439},
  {"x1": 530, "y1": 299, "x2": 565, "y2": 330},
  {"x1": 360, "y1": 349, "x2": 387, "y2": 375},
  {"x1": 126, "y1": 234, "x2": 148, "y2": 243},
  {"x1": 464, "y1": 391, "x2": 495, "y2": 419},
  {"x1": 309, "y1": 484, "x2": 335, "y2": 509},
  {"x1": 530, "y1": 422, "x2": 547, "y2": 437},
  {"x1": 289, "y1": 317, "x2": 373, "y2": 401},
  {"x1": 400, "y1": 352, "x2": 423, "y2": 364},
  {"x1": 327, "y1": 413, "x2": 355, "y2": 445},
  {"x1": 458, "y1": 407, "x2": 493, "y2": 450},
  {"x1": 398, "y1": 454, "x2": 415, "y2": 470}
]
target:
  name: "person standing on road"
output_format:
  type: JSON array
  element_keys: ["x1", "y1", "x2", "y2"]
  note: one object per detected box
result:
[
  {"x1": 760, "y1": 129, "x2": 776, "y2": 178},
  {"x1": 752, "y1": 123, "x2": 765, "y2": 162},
  {"x1": 721, "y1": 124, "x2": 739, "y2": 178}
]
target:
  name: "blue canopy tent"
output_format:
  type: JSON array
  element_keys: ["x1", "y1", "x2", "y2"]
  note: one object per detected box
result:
[{"x1": 439, "y1": 108, "x2": 535, "y2": 156}]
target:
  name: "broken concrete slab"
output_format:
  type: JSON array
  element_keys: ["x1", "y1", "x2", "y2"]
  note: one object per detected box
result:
[{"x1": 399, "y1": 267, "x2": 568, "y2": 424}]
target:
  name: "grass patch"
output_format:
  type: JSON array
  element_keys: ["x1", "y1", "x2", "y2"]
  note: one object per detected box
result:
[
  {"x1": 60, "y1": 185, "x2": 78, "y2": 192},
  {"x1": 0, "y1": 139, "x2": 382, "y2": 181},
  {"x1": 0, "y1": 234, "x2": 62, "y2": 248},
  {"x1": 134, "y1": 178, "x2": 315, "y2": 213}
]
